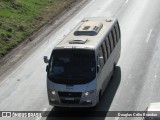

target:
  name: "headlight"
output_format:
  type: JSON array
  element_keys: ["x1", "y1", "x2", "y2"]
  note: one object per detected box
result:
[
  {"x1": 84, "y1": 90, "x2": 95, "y2": 96},
  {"x1": 51, "y1": 91, "x2": 56, "y2": 95},
  {"x1": 85, "y1": 92, "x2": 89, "y2": 96},
  {"x1": 49, "y1": 89, "x2": 56, "y2": 95}
]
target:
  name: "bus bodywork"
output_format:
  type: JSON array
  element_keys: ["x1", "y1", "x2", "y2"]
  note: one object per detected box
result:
[{"x1": 44, "y1": 17, "x2": 121, "y2": 107}]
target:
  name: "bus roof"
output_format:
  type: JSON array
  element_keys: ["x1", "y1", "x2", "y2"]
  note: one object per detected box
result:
[{"x1": 55, "y1": 17, "x2": 117, "y2": 50}]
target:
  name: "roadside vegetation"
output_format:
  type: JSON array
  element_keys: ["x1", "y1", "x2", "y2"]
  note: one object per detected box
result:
[{"x1": 0, "y1": 0, "x2": 75, "y2": 57}]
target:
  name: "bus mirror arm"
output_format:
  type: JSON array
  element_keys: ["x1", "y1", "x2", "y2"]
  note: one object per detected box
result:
[
  {"x1": 46, "y1": 65, "x2": 49, "y2": 72},
  {"x1": 44, "y1": 56, "x2": 49, "y2": 63}
]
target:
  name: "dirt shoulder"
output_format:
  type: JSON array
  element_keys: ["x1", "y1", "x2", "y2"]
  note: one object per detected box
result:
[
  {"x1": 0, "y1": 0, "x2": 88, "y2": 78},
  {"x1": 0, "y1": 0, "x2": 75, "y2": 57}
]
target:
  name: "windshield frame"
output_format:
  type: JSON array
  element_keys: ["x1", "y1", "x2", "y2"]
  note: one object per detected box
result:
[{"x1": 47, "y1": 48, "x2": 96, "y2": 85}]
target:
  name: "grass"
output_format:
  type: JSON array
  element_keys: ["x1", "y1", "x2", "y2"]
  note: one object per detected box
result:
[{"x1": 0, "y1": 0, "x2": 75, "y2": 57}]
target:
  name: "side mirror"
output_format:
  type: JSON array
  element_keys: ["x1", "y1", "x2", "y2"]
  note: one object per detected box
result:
[{"x1": 44, "y1": 56, "x2": 49, "y2": 63}]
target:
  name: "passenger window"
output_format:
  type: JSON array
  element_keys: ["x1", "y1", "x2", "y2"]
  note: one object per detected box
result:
[
  {"x1": 112, "y1": 28, "x2": 117, "y2": 45},
  {"x1": 105, "y1": 37, "x2": 111, "y2": 57},
  {"x1": 108, "y1": 33, "x2": 114, "y2": 51},
  {"x1": 115, "y1": 22, "x2": 120, "y2": 41},
  {"x1": 101, "y1": 42, "x2": 107, "y2": 62},
  {"x1": 114, "y1": 27, "x2": 118, "y2": 42},
  {"x1": 98, "y1": 47, "x2": 104, "y2": 67},
  {"x1": 104, "y1": 40, "x2": 108, "y2": 58}
]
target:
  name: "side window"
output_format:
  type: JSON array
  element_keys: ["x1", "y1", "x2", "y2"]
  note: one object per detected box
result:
[
  {"x1": 114, "y1": 27, "x2": 118, "y2": 42},
  {"x1": 112, "y1": 28, "x2": 117, "y2": 46},
  {"x1": 108, "y1": 32, "x2": 114, "y2": 51},
  {"x1": 101, "y1": 41, "x2": 107, "y2": 62},
  {"x1": 98, "y1": 47, "x2": 104, "y2": 67},
  {"x1": 115, "y1": 22, "x2": 121, "y2": 41},
  {"x1": 105, "y1": 37, "x2": 111, "y2": 57}
]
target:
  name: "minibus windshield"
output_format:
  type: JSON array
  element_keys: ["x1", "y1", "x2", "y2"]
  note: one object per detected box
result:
[{"x1": 48, "y1": 49, "x2": 96, "y2": 84}]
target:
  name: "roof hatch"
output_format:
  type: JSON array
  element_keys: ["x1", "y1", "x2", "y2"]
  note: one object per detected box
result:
[
  {"x1": 74, "y1": 21, "x2": 103, "y2": 36},
  {"x1": 69, "y1": 38, "x2": 88, "y2": 44}
]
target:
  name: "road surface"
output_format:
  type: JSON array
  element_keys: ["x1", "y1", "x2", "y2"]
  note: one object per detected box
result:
[{"x1": 0, "y1": 0, "x2": 160, "y2": 120}]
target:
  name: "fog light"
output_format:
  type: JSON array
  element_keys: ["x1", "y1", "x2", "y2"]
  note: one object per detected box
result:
[{"x1": 50, "y1": 99, "x2": 59, "y2": 104}]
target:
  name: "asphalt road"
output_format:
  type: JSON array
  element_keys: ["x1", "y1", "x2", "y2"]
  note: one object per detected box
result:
[{"x1": 1, "y1": 0, "x2": 160, "y2": 120}]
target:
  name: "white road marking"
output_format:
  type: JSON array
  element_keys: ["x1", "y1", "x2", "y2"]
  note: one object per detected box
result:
[
  {"x1": 145, "y1": 29, "x2": 153, "y2": 43},
  {"x1": 114, "y1": 0, "x2": 129, "y2": 17}
]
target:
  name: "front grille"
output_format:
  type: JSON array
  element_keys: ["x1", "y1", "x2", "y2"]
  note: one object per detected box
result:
[
  {"x1": 58, "y1": 92, "x2": 82, "y2": 97},
  {"x1": 60, "y1": 100, "x2": 79, "y2": 104},
  {"x1": 58, "y1": 92, "x2": 82, "y2": 104}
]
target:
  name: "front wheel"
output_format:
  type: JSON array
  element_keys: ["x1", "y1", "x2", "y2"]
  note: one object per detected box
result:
[
  {"x1": 92, "y1": 92, "x2": 101, "y2": 109},
  {"x1": 97, "y1": 91, "x2": 102, "y2": 105},
  {"x1": 111, "y1": 64, "x2": 116, "y2": 78}
]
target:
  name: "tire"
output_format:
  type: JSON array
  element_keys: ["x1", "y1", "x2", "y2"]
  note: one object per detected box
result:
[
  {"x1": 92, "y1": 91, "x2": 101, "y2": 109},
  {"x1": 98, "y1": 91, "x2": 102, "y2": 104},
  {"x1": 111, "y1": 64, "x2": 116, "y2": 78},
  {"x1": 54, "y1": 106, "x2": 62, "y2": 110},
  {"x1": 113, "y1": 63, "x2": 117, "y2": 70}
]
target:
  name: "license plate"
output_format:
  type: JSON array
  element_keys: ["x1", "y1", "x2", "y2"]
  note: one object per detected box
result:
[{"x1": 65, "y1": 97, "x2": 74, "y2": 100}]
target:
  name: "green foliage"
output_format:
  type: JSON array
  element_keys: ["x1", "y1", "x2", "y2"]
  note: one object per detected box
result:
[{"x1": 0, "y1": 0, "x2": 75, "y2": 57}]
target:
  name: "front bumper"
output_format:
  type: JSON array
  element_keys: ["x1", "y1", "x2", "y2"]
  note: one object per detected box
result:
[{"x1": 48, "y1": 91, "x2": 97, "y2": 107}]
